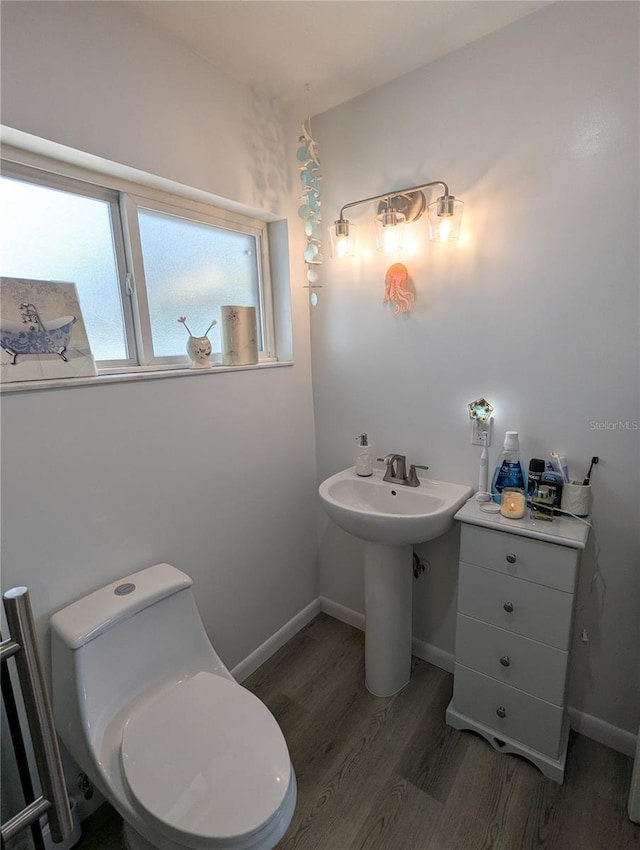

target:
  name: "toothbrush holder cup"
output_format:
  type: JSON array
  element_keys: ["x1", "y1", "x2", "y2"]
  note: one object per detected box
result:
[{"x1": 560, "y1": 482, "x2": 592, "y2": 518}]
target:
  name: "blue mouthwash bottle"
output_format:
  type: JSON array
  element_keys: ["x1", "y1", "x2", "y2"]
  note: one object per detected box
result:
[{"x1": 491, "y1": 431, "x2": 526, "y2": 503}]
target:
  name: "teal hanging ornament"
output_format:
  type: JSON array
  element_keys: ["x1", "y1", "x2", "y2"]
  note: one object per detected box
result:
[{"x1": 298, "y1": 116, "x2": 323, "y2": 305}]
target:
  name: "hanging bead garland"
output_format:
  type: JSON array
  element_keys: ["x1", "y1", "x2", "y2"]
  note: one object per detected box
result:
[{"x1": 297, "y1": 117, "x2": 323, "y2": 305}]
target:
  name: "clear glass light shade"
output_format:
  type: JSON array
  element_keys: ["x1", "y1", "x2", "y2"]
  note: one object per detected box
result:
[
  {"x1": 375, "y1": 210, "x2": 405, "y2": 253},
  {"x1": 427, "y1": 196, "x2": 464, "y2": 242},
  {"x1": 330, "y1": 220, "x2": 355, "y2": 259}
]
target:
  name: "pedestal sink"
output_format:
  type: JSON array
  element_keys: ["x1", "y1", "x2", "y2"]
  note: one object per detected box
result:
[{"x1": 319, "y1": 467, "x2": 472, "y2": 696}]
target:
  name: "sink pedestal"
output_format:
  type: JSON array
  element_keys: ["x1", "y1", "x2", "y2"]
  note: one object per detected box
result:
[
  {"x1": 364, "y1": 542, "x2": 413, "y2": 697},
  {"x1": 319, "y1": 466, "x2": 473, "y2": 698}
]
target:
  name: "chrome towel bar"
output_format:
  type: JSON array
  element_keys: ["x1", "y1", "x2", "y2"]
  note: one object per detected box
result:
[{"x1": 1, "y1": 586, "x2": 73, "y2": 845}]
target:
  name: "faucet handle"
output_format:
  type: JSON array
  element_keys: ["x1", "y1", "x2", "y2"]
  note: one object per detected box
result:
[
  {"x1": 407, "y1": 464, "x2": 429, "y2": 487},
  {"x1": 377, "y1": 454, "x2": 406, "y2": 482},
  {"x1": 377, "y1": 454, "x2": 401, "y2": 470}
]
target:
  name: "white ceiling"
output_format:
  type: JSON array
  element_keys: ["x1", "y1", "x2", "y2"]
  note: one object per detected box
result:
[{"x1": 128, "y1": 1, "x2": 549, "y2": 116}]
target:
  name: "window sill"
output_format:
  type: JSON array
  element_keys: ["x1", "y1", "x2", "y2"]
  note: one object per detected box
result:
[{"x1": 0, "y1": 360, "x2": 294, "y2": 394}]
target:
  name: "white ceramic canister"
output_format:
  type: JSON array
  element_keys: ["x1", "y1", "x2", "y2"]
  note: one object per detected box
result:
[
  {"x1": 220, "y1": 306, "x2": 258, "y2": 366},
  {"x1": 560, "y1": 482, "x2": 592, "y2": 517}
]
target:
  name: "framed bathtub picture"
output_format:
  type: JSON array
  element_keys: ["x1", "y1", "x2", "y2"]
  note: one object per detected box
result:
[{"x1": 0, "y1": 277, "x2": 97, "y2": 383}]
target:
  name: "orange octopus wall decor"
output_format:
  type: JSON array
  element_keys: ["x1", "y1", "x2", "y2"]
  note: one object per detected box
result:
[{"x1": 384, "y1": 263, "x2": 414, "y2": 315}]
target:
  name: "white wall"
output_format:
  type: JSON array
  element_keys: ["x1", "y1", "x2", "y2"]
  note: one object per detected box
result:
[
  {"x1": 0, "y1": 1, "x2": 289, "y2": 215},
  {"x1": 0, "y1": 4, "x2": 317, "y2": 681},
  {"x1": 1, "y1": 0, "x2": 637, "y2": 798},
  {"x1": 312, "y1": 1, "x2": 640, "y2": 741}
]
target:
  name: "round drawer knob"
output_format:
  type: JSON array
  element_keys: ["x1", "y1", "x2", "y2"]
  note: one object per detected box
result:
[
  {"x1": 503, "y1": 601, "x2": 514, "y2": 613},
  {"x1": 500, "y1": 655, "x2": 511, "y2": 667},
  {"x1": 496, "y1": 705, "x2": 507, "y2": 719},
  {"x1": 506, "y1": 553, "x2": 517, "y2": 564}
]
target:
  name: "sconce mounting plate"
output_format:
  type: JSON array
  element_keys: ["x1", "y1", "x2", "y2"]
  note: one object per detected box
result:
[{"x1": 377, "y1": 190, "x2": 426, "y2": 223}]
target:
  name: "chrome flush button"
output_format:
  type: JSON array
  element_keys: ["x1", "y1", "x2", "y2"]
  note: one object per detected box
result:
[{"x1": 114, "y1": 583, "x2": 136, "y2": 596}]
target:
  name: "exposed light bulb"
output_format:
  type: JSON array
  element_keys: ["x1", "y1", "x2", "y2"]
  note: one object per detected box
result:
[
  {"x1": 436, "y1": 217, "x2": 452, "y2": 242},
  {"x1": 330, "y1": 219, "x2": 355, "y2": 259},
  {"x1": 381, "y1": 224, "x2": 400, "y2": 253},
  {"x1": 375, "y1": 210, "x2": 405, "y2": 252},
  {"x1": 335, "y1": 236, "x2": 351, "y2": 258},
  {"x1": 428, "y1": 196, "x2": 463, "y2": 242}
]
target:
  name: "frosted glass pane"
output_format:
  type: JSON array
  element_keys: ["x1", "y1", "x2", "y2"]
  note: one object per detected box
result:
[
  {"x1": 137, "y1": 209, "x2": 261, "y2": 357},
  {"x1": 0, "y1": 176, "x2": 128, "y2": 361}
]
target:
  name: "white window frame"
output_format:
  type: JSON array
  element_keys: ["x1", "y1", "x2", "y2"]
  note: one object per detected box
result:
[
  {"x1": 1, "y1": 155, "x2": 278, "y2": 375},
  {"x1": 121, "y1": 193, "x2": 276, "y2": 369},
  {"x1": 1, "y1": 160, "x2": 140, "y2": 370}
]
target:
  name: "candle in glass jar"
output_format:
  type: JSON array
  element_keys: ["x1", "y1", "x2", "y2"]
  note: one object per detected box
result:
[{"x1": 500, "y1": 488, "x2": 526, "y2": 519}]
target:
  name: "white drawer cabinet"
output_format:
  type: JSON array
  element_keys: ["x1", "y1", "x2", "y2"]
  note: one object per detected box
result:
[
  {"x1": 457, "y1": 562, "x2": 575, "y2": 649},
  {"x1": 454, "y1": 615, "x2": 568, "y2": 705},
  {"x1": 452, "y1": 665, "x2": 565, "y2": 758},
  {"x1": 446, "y1": 500, "x2": 589, "y2": 783},
  {"x1": 459, "y1": 524, "x2": 578, "y2": 591}
]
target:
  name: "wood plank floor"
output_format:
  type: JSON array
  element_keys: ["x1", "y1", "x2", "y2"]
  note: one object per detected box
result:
[{"x1": 77, "y1": 613, "x2": 639, "y2": 850}]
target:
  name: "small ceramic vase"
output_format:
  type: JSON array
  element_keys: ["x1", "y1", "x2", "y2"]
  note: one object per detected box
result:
[{"x1": 186, "y1": 335, "x2": 212, "y2": 369}]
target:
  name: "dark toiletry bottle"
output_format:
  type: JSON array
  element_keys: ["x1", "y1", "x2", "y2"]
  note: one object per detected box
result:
[
  {"x1": 527, "y1": 458, "x2": 545, "y2": 500},
  {"x1": 541, "y1": 470, "x2": 564, "y2": 515}
]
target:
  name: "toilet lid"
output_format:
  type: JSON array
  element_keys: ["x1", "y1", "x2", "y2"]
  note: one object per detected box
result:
[{"x1": 120, "y1": 672, "x2": 291, "y2": 843}]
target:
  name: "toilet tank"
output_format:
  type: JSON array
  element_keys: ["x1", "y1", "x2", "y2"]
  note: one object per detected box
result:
[{"x1": 50, "y1": 564, "x2": 226, "y2": 762}]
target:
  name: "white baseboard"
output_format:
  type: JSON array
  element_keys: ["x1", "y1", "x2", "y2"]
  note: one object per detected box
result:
[
  {"x1": 319, "y1": 596, "x2": 637, "y2": 757},
  {"x1": 319, "y1": 597, "x2": 455, "y2": 673},
  {"x1": 319, "y1": 596, "x2": 364, "y2": 630},
  {"x1": 231, "y1": 598, "x2": 321, "y2": 682},
  {"x1": 411, "y1": 635, "x2": 455, "y2": 674},
  {"x1": 567, "y1": 707, "x2": 637, "y2": 757}
]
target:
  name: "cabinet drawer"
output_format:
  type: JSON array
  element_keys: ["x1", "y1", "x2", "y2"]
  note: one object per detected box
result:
[
  {"x1": 452, "y1": 664, "x2": 564, "y2": 758},
  {"x1": 455, "y1": 614, "x2": 568, "y2": 705},
  {"x1": 460, "y1": 524, "x2": 579, "y2": 592},
  {"x1": 458, "y1": 562, "x2": 574, "y2": 649}
]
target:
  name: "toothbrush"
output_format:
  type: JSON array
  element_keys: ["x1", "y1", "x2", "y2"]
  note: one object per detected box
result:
[
  {"x1": 476, "y1": 446, "x2": 491, "y2": 501},
  {"x1": 583, "y1": 456, "x2": 599, "y2": 486},
  {"x1": 558, "y1": 455, "x2": 570, "y2": 483},
  {"x1": 550, "y1": 451, "x2": 570, "y2": 484}
]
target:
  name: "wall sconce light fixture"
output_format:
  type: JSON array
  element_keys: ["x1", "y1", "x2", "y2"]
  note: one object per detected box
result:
[{"x1": 330, "y1": 180, "x2": 463, "y2": 258}]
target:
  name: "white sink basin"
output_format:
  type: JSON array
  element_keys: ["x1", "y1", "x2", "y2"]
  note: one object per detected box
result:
[{"x1": 319, "y1": 467, "x2": 472, "y2": 546}]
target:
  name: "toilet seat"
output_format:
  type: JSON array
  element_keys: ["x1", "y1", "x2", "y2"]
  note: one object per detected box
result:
[{"x1": 120, "y1": 672, "x2": 292, "y2": 847}]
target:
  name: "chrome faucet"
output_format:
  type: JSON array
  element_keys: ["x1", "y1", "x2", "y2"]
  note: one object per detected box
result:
[{"x1": 377, "y1": 454, "x2": 429, "y2": 487}]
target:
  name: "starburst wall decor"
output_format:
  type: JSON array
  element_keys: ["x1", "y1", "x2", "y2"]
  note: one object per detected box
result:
[{"x1": 297, "y1": 118, "x2": 322, "y2": 305}]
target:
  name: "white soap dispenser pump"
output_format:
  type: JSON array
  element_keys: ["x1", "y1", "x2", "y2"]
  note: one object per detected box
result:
[{"x1": 355, "y1": 433, "x2": 373, "y2": 477}]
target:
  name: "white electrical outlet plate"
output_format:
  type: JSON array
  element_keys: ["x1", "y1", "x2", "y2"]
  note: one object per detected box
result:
[{"x1": 471, "y1": 420, "x2": 492, "y2": 446}]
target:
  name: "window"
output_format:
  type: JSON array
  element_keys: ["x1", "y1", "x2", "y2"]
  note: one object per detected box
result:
[{"x1": 0, "y1": 161, "x2": 274, "y2": 372}]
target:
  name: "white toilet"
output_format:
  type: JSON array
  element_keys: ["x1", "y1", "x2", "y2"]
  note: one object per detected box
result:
[{"x1": 50, "y1": 563, "x2": 297, "y2": 850}]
